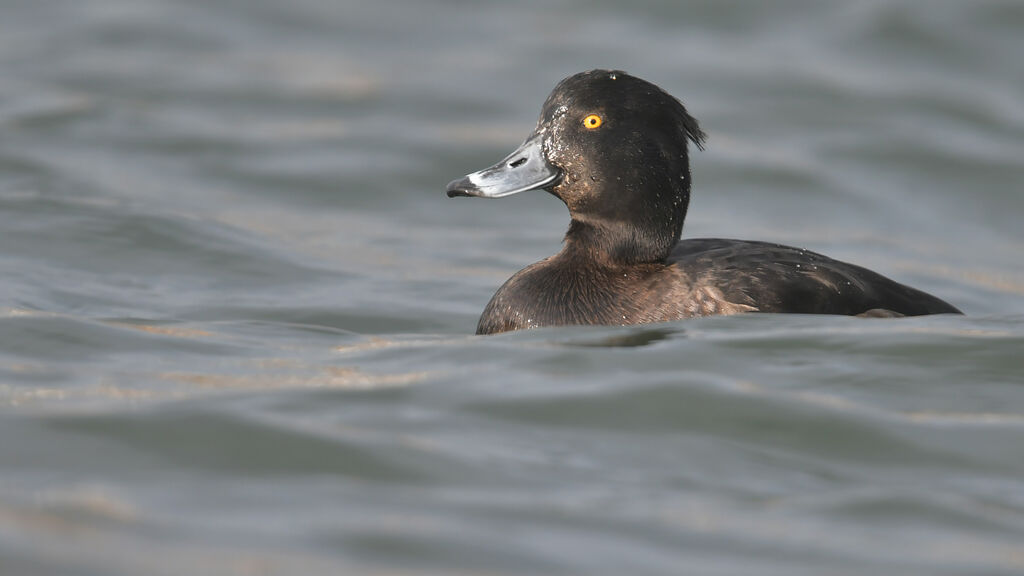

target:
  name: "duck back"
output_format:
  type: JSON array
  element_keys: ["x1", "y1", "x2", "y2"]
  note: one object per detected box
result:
[{"x1": 669, "y1": 238, "x2": 962, "y2": 317}]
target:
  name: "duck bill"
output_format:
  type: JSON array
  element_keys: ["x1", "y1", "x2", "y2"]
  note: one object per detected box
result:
[{"x1": 446, "y1": 134, "x2": 562, "y2": 198}]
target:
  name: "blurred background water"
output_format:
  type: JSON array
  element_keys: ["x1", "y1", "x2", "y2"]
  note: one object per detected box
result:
[{"x1": 2, "y1": 0, "x2": 1023, "y2": 574}]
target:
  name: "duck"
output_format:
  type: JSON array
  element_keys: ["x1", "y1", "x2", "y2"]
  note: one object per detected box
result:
[{"x1": 446, "y1": 70, "x2": 961, "y2": 335}]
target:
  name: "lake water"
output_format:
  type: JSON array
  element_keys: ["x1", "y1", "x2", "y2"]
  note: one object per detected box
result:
[{"x1": 2, "y1": 1, "x2": 1024, "y2": 574}]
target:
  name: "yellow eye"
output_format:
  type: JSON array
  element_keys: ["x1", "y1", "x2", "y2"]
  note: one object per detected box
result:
[{"x1": 583, "y1": 114, "x2": 603, "y2": 129}]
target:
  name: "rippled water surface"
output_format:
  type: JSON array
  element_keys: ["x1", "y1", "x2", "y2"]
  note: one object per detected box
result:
[{"x1": 2, "y1": 1, "x2": 1024, "y2": 574}]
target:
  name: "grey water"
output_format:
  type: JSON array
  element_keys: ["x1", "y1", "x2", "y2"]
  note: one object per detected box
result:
[{"x1": 2, "y1": 0, "x2": 1024, "y2": 574}]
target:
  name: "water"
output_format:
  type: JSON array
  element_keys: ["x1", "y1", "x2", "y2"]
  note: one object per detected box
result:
[{"x1": 2, "y1": 0, "x2": 1024, "y2": 574}]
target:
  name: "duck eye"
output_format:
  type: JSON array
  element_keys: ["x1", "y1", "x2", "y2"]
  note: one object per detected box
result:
[{"x1": 583, "y1": 114, "x2": 603, "y2": 129}]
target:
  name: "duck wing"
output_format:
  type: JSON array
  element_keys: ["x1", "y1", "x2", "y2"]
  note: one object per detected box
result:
[{"x1": 668, "y1": 238, "x2": 961, "y2": 316}]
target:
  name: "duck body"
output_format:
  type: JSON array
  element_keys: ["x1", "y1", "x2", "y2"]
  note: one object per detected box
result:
[
  {"x1": 447, "y1": 70, "x2": 961, "y2": 335},
  {"x1": 478, "y1": 237, "x2": 960, "y2": 335}
]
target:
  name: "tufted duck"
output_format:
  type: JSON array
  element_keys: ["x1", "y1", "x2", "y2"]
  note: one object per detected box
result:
[{"x1": 446, "y1": 70, "x2": 961, "y2": 335}]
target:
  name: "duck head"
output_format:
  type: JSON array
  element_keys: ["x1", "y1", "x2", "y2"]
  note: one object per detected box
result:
[{"x1": 447, "y1": 70, "x2": 706, "y2": 264}]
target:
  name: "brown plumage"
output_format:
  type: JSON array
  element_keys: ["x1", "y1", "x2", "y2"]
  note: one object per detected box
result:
[{"x1": 447, "y1": 70, "x2": 961, "y2": 335}]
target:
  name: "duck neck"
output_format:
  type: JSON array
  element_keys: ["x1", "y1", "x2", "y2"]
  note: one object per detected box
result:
[
  {"x1": 561, "y1": 173, "x2": 689, "y2": 267},
  {"x1": 562, "y1": 216, "x2": 678, "y2": 267}
]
